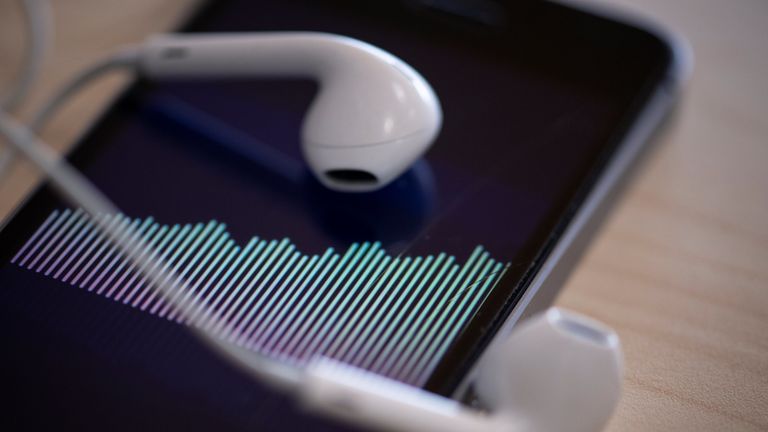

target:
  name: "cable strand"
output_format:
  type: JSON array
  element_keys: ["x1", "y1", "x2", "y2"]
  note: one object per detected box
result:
[{"x1": 0, "y1": 0, "x2": 52, "y2": 179}]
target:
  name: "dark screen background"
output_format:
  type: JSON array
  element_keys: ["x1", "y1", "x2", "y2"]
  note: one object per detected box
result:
[{"x1": 0, "y1": 0, "x2": 671, "y2": 430}]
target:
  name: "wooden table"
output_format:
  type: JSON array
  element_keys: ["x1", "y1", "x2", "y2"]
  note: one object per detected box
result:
[{"x1": 1, "y1": 1, "x2": 766, "y2": 430}]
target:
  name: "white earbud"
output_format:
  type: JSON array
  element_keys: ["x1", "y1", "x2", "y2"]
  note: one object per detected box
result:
[
  {"x1": 474, "y1": 308, "x2": 623, "y2": 432},
  {"x1": 138, "y1": 32, "x2": 443, "y2": 192},
  {"x1": 300, "y1": 308, "x2": 622, "y2": 432}
]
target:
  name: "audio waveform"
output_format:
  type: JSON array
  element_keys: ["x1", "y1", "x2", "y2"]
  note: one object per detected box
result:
[{"x1": 11, "y1": 208, "x2": 508, "y2": 386}]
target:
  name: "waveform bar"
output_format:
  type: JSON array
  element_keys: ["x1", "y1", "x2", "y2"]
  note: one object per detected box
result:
[{"x1": 11, "y1": 208, "x2": 509, "y2": 386}]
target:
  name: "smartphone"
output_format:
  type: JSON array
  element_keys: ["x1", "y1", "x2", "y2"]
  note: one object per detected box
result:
[{"x1": 0, "y1": 0, "x2": 688, "y2": 430}]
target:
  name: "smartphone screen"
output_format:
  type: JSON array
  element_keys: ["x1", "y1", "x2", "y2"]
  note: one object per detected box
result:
[{"x1": 0, "y1": 0, "x2": 674, "y2": 430}]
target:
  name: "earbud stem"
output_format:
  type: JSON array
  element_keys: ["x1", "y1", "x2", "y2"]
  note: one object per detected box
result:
[
  {"x1": 139, "y1": 33, "x2": 360, "y2": 79},
  {"x1": 301, "y1": 358, "x2": 498, "y2": 432}
]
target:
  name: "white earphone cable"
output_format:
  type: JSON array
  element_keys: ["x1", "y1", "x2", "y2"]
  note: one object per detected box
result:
[
  {"x1": 0, "y1": 0, "x2": 52, "y2": 112},
  {"x1": 28, "y1": 47, "x2": 142, "y2": 133},
  {"x1": 0, "y1": 0, "x2": 302, "y2": 395},
  {"x1": 0, "y1": 0, "x2": 53, "y2": 177},
  {"x1": 0, "y1": 111, "x2": 303, "y2": 392}
]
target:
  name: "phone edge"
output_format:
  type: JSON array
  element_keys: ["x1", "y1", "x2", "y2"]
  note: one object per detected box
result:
[{"x1": 451, "y1": 0, "x2": 693, "y2": 400}]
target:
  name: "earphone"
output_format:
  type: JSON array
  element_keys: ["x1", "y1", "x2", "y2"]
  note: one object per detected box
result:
[
  {"x1": 300, "y1": 308, "x2": 622, "y2": 432},
  {"x1": 140, "y1": 33, "x2": 442, "y2": 192},
  {"x1": 0, "y1": 2, "x2": 623, "y2": 430}
]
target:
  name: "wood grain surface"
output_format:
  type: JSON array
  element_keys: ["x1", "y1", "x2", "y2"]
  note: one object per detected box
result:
[{"x1": 1, "y1": 1, "x2": 766, "y2": 431}]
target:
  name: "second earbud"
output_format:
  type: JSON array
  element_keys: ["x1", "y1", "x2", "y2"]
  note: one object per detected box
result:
[{"x1": 299, "y1": 308, "x2": 623, "y2": 432}]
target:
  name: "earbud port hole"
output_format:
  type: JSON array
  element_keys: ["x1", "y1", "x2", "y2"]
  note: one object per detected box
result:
[{"x1": 324, "y1": 170, "x2": 378, "y2": 184}]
